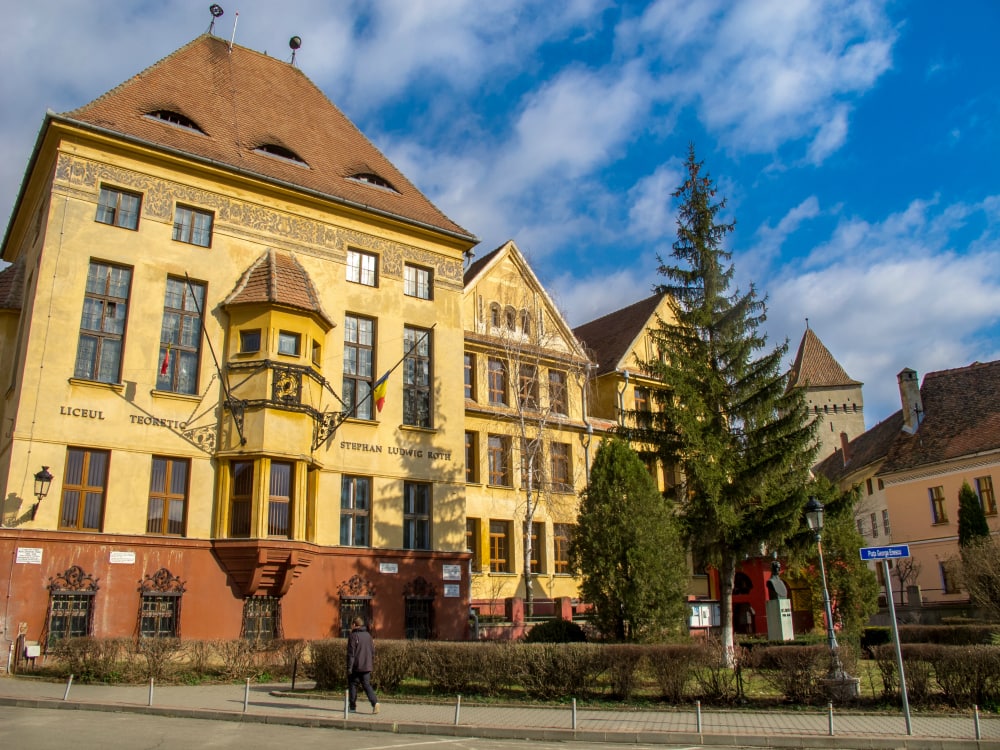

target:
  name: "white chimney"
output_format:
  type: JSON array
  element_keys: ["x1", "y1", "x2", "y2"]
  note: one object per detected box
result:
[{"x1": 897, "y1": 368, "x2": 924, "y2": 434}]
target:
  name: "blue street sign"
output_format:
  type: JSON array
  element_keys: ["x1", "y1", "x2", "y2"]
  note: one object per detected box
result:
[{"x1": 860, "y1": 544, "x2": 911, "y2": 560}]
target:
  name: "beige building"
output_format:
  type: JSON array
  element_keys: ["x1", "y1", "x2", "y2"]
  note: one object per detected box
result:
[
  {"x1": 462, "y1": 241, "x2": 594, "y2": 619},
  {"x1": 816, "y1": 361, "x2": 1000, "y2": 607},
  {"x1": 0, "y1": 33, "x2": 479, "y2": 650}
]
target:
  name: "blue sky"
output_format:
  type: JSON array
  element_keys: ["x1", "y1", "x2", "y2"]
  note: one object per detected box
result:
[{"x1": 2, "y1": 1, "x2": 997, "y2": 426}]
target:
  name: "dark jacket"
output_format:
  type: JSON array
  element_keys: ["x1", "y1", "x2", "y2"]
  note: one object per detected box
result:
[{"x1": 346, "y1": 626, "x2": 375, "y2": 674}]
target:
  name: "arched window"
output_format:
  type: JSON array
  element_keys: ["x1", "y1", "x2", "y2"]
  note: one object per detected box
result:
[
  {"x1": 489, "y1": 303, "x2": 501, "y2": 328},
  {"x1": 520, "y1": 310, "x2": 531, "y2": 336}
]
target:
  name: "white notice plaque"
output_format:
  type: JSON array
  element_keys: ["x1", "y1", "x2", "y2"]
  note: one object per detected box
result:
[
  {"x1": 379, "y1": 562, "x2": 398, "y2": 574},
  {"x1": 443, "y1": 584, "x2": 460, "y2": 598},
  {"x1": 442, "y1": 564, "x2": 461, "y2": 581},
  {"x1": 16, "y1": 547, "x2": 43, "y2": 565},
  {"x1": 109, "y1": 550, "x2": 136, "y2": 564}
]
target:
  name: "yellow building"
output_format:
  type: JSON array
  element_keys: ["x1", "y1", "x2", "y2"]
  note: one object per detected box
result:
[
  {"x1": 461, "y1": 241, "x2": 594, "y2": 621},
  {"x1": 0, "y1": 33, "x2": 478, "y2": 649}
]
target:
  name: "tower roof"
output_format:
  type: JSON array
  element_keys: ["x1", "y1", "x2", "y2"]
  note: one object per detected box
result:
[
  {"x1": 787, "y1": 328, "x2": 861, "y2": 389},
  {"x1": 223, "y1": 249, "x2": 334, "y2": 330},
  {"x1": 62, "y1": 34, "x2": 474, "y2": 243}
]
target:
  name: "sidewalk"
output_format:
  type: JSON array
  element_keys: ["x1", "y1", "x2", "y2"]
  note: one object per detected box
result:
[{"x1": 2, "y1": 675, "x2": 998, "y2": 749}]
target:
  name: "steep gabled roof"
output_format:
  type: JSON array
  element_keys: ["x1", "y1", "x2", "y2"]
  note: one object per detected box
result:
[
  {"x1": 787, "y1": 328, "x2": 861, "y2": 389},
  {"x1": 62, "y1": 34, "x2": 474, "y2": 243},
  {"x1": 0, "y1": 256, "x2": 25, "y2": 311},
  {"x1": 572, "y1": 294, "x2": 664, "y2": 376},
  {"x1": 223, "y1": 249, "x2": 333, "y2": 330},
  {"x1": 462, "y1": 245, "x2": 502, "y2": 286},
  {"x1": 879, "y1": 360, "x2": 1000, "y2": 474},
  {"x1": 813, "y1": 411, "x2": 903, "y2": 483}
]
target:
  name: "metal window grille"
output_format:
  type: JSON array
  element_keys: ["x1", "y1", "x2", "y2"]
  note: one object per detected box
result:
[
  {"x1": 405, "y1": 598, "x2": 433, "y2": 639},
  {"x1": 338, "y1": 598, "x2": 372, "y2": 637},
  {"x1": 242, "y1": 596, "x2": 281, "y2": 641},
  {"x1": 140, "y1": 594, "x2": 180, "y2": 638},
  {"x1": 48, "y1": 593, "x2": 94, "y2": 645}
]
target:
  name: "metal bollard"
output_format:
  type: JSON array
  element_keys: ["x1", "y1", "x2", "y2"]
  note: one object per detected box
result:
[
  {"x1": 344, "y1": 690, "x2": 349, "y2": 719},
  {"x1": 454, "y1": 695, "x2": 461, "y2": 725},
  {"x1": 243, "y1": 678, "x2": 250, "y2": 713},
  {"x1": 975, "y1": 705, "x2": 982, "y2": 740},
  {"x1": 291, "y1": 658, "x2": 297, "y2": 691},
  {"x1": 828, "y1": 702, "x2": 834, "y2": 736},
  {"x1": 572, "y1": 698, "x2": 577, "y2": 730},
  {"x1": 148, "y1": 677, "x2": 154, "y2": 706},
  {"x1": 696, "y1": 700, "x2": 702, "y2": 733},
  {"x1": 63, "y1": 674, "x2": 74, "y2": 701}
]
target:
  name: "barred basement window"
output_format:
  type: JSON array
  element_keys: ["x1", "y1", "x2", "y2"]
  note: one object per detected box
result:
[
  {"x1": 138, "y1": 568, "x2": 185, "y2": 638},
  {"x1": 242, "y1": 596, "x2": 281, "y2": 641},
  {"x1": 405, "y1": 598, "x2": 433, "y2": 639},
  {"x1": 46, "y1": 565, "x2": 99, "y2": 646},
  {"x1": 338, "y1": 598, "x2": 372, "y2": 638}
]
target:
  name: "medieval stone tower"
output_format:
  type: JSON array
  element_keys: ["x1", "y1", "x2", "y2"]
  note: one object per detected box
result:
[{"x1": 787, "y1": 327, "x2": 866, "y2": 464}]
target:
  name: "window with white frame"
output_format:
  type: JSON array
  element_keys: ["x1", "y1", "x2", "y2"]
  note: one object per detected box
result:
[
  {"x1": 404, "y1": 263, "x2": 432, "y2": 299},
  {"x1": 340, "y1": 475, "x2": 371, "y2": 547},
  {"x1": 347, "y1": 249, "x2": 377, "y2": 286}
]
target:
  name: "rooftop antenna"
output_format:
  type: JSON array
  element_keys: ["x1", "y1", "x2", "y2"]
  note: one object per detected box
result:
[
  {"x1": 229, "y1": 10, "x2": 239, "y2": 53},
  {"x1": 208, "y1": 4, "x2": 224, "y2": 34},
  {"x1": 289, "y1": 36, "x2": 302, "y2": 65}
]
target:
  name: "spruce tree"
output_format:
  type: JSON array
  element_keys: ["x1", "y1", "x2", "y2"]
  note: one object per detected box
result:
[
  {"x1": 958, "y1": 481, "x2": 990, "y2": 547},
  {"x1": 635, "y1": 145, "x2": 818, "y2": 658},
  {"x1": 571, "y1": 438, "x2": 688, "y2": 641}
]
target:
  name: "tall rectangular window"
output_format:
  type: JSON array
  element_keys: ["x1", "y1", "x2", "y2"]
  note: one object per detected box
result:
[
  {"x1": 268, "y1": 462, "x2": 292, "y2": 538},
  {"x1": 518, "y1": 364, "x2": 538, "y2": 409},
  {"x1": 488, "y1": 357, "x2": 507, "y2": 405},
  {"x1": 403, "y1": 326, "x2": 432, "y2": 427},
  {"x1": 347, "y1": 249, "x2": 377, "y2": 286},
  {"x1": 96, "y1": 186, "x2": 141, "y2": 229},
  {"x1": 520, "y1": 438, "x2": 542, "y2": 489},
  {"x1": 340, "y1": 475, "x2": 371, "y2": 546},
  {"x1": 465, "y1": 431, "x2": 479, "y2": 483},
  {"x1": 464, "y1": 352, "x2": 476, "y2": 400},
  {"x1": 404, "y1": 263, "x2": 432, "y2": 299},
  {"x1": 343, "y1": 314, "x2": 375, "y2": 419},
  {"x1": 553, "y1": 523, "x2": 571, "y2": 574},
  {"x1": 870, "y1": 512, "x2": 879, "y2": 538},
  {"x1": 549, "y1": 369, "x2": 567, "y2": 414},
  {"x1": 976, "y1": 476, "x2": 997, "y2": 515},
  {"x1": 157, "y1": 277, "x2": 204, "y2": 394},
  {"x1": 488, "y1": 434, "x2": 511, "y2": 486},
  {"x1": 59, "y1": 448, "x2": 109, "y2": 531},
  {"x1": 229, "y1": 460, "x2": 253, "y2": 537},
  {"x1": 929, "y1": 485, "x2": 948, "y2": 524},
  {"x1": 489, "y1": 520, "x2": 510, "y2": 573},
  {"x1": 403, "y1": 481, "x2": 431, "y2": 550},
  {"x1": 524, "y1": 521, "x2": 544, "y2": 573},
  {"x1": 856, "y1": 518, "x2": 865, "y2": 535},
  {"x1": 882, "y1": 509, "x2": 891, "y2": 535},
  {"x1": 634, "y1": 387, "x2": 650, "y2": 412},
  {"x1": 466, "y1": 517, "x2": 481, "y2": 571},
  {"x1": 172, "y1": 205, "x2": 213, "y2": 247},
  {"x1": 550, "y1": 442, "x2": 572, "y2": 492},
  {"x1": 75, "y1": 261, "x2": 132, "y2": 383},
  {"x1": 940, "y1": 561, "x2": 960, "y2": 595},
  {"x1": 146, "y1": 457, "x2": 188, "y2": 536}
]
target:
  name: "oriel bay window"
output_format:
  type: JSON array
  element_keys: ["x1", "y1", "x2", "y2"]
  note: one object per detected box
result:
[
  {"x1": 157, "y1": 277, "x2": 204, "y2": 394},
  {"x1": 225, "y1": 458, "x2": 310, "y2": 539},
  {"x1": 75, "y1": 261, "x2": 132, "y2": 383}
]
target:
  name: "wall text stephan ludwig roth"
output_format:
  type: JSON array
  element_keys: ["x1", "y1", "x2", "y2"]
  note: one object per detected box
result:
[{"x1": 339, "y1": 440, "x2": 452, "y2": 462}]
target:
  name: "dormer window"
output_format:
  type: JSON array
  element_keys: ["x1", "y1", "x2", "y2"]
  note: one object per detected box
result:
[
  {"x1": 347, "y1": 172, "x2": 398, "y2": 193},
  {"x1": 253, "y1": 144, "x2": 308, "y2": 167},
  {"x1": 145, "y1": 110, "x2": 205, "y2": 134}
]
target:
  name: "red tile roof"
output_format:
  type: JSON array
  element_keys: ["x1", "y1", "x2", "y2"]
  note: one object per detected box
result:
[
  {"x1": 223, "y1": 249, "x2": 333, "y2": 330},
  {"x1": 787, "y1": 328, "x2": 861, "y2": 389},
  {"x1": 0, "y1": 257, "x2": 25, "y2": 310},
  {"x1": 813, "y1": 410, "x2": 903, "y2": 482},
  {"x1": 573, "y1": 294, "x2": 664, "y2": 376},
  {"x1": 879, "y1": 360, "x2": 1000, "y2": 474},
  {"x1": 63, "y1": 34, "x2": 474, "y2": 243}
]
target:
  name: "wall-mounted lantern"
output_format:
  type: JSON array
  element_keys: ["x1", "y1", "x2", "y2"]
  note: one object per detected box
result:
[{"x1": 30, "y1": 466, "x2": 54, "y2": 520}]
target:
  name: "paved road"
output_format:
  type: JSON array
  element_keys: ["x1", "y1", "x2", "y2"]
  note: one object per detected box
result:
[
  {"x1": 0, "y1": 707, "x2": 687, "y2": 750},
  {"x1": 2, "y1": 676, "x2": 998, "y2": 749}
]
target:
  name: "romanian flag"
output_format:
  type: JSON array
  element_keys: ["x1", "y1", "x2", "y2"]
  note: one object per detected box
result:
[
  {"x1": 160, "y1": 344, "x2": 171, "y2": 376},
  {"x1": 372, "y1": 371, "x2": 389, "y2": 413}
]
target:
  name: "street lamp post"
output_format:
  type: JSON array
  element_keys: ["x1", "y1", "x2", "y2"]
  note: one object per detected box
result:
[{"x1": 804, "y1": 495, "x2": 859, "y2": 700}]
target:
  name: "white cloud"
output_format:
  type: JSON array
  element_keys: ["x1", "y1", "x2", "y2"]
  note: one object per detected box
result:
[{"x1": 627, "y1": 161, "x2": 684, "y2": 240}]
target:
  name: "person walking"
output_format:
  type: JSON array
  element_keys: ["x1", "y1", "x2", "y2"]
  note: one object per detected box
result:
[{"x1": 346, "y1": 616, "x2": 380, "y2": 714}]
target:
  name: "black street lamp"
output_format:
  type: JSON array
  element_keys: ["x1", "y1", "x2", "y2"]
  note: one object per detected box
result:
[
  {"x1": 804, "y1": 495, "x2": 859, "y2": 699},
  {"x1": 30, "y1": 465, "x2": 54, "y2": 520}
]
